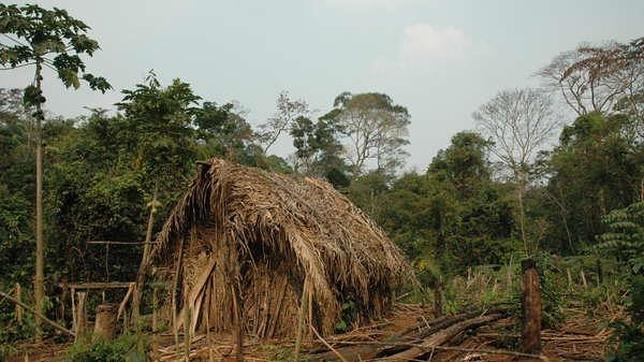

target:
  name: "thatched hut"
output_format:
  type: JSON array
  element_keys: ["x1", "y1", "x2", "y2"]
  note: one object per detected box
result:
[{"x1": 149, "y1": 158, "x2": 412, "y2": 339}]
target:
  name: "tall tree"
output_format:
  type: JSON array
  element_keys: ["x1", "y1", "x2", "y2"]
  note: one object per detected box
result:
[
  {"x1": 258, "y1": 91, "x2": 308, "y2": 153},
  {"x1": 0, "y1": 4, "x2": 110, "y2": 331},
  {"x1": 289, "y1": 115, "x2": 349, "y2": 186},
  {"x1": 539, "y1": 37, "x2": 643, "y2": 117},
  {"x1": 544, "y1": 112, "x2": 643, "y2": 252},
  {"x1": 194, "y1": 101, "x2": 255, "y2": 162},
  {"x1": 116, "y1": 72, "x2": 199, "y2": 321},
  {"x1": 326, "y1": 92, "x2": 410, "y2": 175},
  {"x1": 474, "y1": 88, "x2": 559, "y2": 254}
]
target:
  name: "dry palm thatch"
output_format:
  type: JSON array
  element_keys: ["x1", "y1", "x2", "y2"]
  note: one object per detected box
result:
[{"x1": 148, "y1": 158, "x2": 413, "y2": 339}]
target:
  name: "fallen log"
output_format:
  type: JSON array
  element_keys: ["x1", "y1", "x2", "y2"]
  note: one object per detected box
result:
[
  {"x1": 309, "y1": 309, "x2": 505, "y2": 361},
  {"x1": 379, "y1": 312, "x2": 504, "y2": 361}
]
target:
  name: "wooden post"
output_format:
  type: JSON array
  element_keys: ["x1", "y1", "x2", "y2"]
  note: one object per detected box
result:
[
  {"x1": 15, "y1": 283, "x2": 23, "y2": 325},
  {"x1": 75, "y1": 291, "x2": 87, "y2": 340},
  {"x1": 94, "y1": 304, "x2": 117, "y2": 340},
  {"x1": 232, "y1": 283, "x2": 243, "y2": 361},
  {"x1": 580, "y1": 269, "x2": 588, "y2": 289},
  {"x1": 506, "y1": 256, "x2": 514, "y2": 291},
  {"x1": 433, "y1": 280, "x2": 443, "y2": 317},
  {"x1": 183, "y1": 301, "x2": 192, "y2": 362},
  {"x1": 521, "y1": 259, "x2": 541, "y2": 355},
  {"x1": 294, "y1": 277, "x2": 309, "y2": 361},
  {"x1": 151, "y1": 286, "x2": 159, "y2": 360},
  {"x1": 132, "y1": 190, "x2": 159, "y2": 327}
]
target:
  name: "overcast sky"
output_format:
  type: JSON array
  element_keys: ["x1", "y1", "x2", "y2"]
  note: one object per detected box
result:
[{"x1": 2, "y1": 0, "x2": 643, "y2": 170}]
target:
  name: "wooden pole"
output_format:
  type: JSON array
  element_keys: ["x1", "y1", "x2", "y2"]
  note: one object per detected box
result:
[
  {"x1": 34, "y1": 57, "x2": 45, "y2": 340},
  {"x1": 0, "y1": 290, "x2": 74, "y2": 337},
  {"x1": 294, "y1": 277, "x2": 309, "y2": 361},
  {"x1": 15, "y1": 283, "x2": 23, "y2": 325},
  {"x1": 75, "y1": 291, "x2": 87, "y2": 340},
  {"x1": 521, "y1": 259, "x2": 541, "y2": 355},
  {"x1": 232, "y1": 283, "x2": 243, "y2": 361},
  {"x1": 172, "y1": 236, "x2": 185, "y2": 352},
  {"x1": 151, "y1": 286, "x2": 159, "y2": 360},
  {"x1": 580, "y1": 269, "x2": 588, "y2": 289},
  {"x1": 132, "y1": 190, "x2": 159, "y2": 327},
  {"x1": 433, "y1": 280, "x2": 443, "y2": 317}
]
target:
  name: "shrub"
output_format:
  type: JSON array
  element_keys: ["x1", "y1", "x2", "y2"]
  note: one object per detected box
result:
[{"x1": 61, "y1": 334, "x2": 148, "y2": 362}]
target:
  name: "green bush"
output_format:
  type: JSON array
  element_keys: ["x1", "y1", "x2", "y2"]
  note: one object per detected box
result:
[
  {"x1": 61, "y1": 334, "x2": 148, "y2": 362},
  {"x1": 607, "y1": 276, "x2": 644, "y2": 362}
]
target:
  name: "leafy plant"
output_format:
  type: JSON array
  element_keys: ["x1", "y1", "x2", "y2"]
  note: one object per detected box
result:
[
  {"x1": 61, "y1": 334, "x2": 148, "y2": 362},
  {"x1": 607, "y1": 276, "x2": 644, "y2": 362},
  {"x1": 598, "y1": 201, "x2": 644, "y2": 274}
]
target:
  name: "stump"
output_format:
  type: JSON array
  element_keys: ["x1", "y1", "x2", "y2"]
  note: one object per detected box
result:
[
  {"x1": 521, "y1": 259, "x2": 541, "y2": 355},
  {"x1": 94, "y1": 304, "x2": 118, "y2": 340}
]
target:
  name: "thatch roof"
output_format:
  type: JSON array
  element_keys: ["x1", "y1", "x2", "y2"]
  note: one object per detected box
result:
[{"x1": 149, "y1": 158, "x2": 412, "y2": 338}]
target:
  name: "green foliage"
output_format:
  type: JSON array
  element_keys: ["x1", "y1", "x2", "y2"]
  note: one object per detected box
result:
[
  {"x1": 607, "y1": 276, "x2": 644, "y2": 362},
  {"x1": 598, "y1": 201, "x2": 644, "y2": 274},
  {"x1": 352, "y1": 132, "x2": 517, "y2": 275},
  {"x1": 530, "y1": 253, "x2": 565, "y2": 328},
  {"x1": 544, "y1": 112, "x2": 643, "y2": 253},
  {"x1": 61, "y1": 334, "x2": 148, "y2": 362},
  {"x1": 334, "y1": 300, "x2": 357, "y2": 333},
  {"x1": 290, "y1": 115, "x2": 349, "y2": 187},
  {"x1": 261, "y1": 344, "x2": 304, "y2": 362},
  {"x1": 0, "y1": 4, "x2": 111, "y2": 97}
]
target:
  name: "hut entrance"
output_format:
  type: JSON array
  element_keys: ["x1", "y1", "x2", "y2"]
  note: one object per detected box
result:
[{"x1": 177, "y1": 225, "x2": 304, "y2": 339}]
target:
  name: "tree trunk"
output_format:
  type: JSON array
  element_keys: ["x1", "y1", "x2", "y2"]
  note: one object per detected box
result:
[
  {"x1": 131, "y1": 190, "x2": 158, "y2": 327},
  {"x1": 521, "y1": 259, "x2": 541, "y2": 355},
  {"x1": 433, "y1": 281, "x2": 443, "y2": 317},
  {"x1": 516, "y1": 172, "x2": 528, "y2": 255},
  {"x1": 34, "y1": 58, "x2": 45, "y2": 340}
]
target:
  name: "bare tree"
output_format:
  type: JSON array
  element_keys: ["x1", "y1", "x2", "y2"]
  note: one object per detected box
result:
[
  {"x1": 474, "y1": 88, "x2": 560, "y2": 254},
  {"x1": 258, "y1": 91, "x2": 309, "y2": 153},
  {"x1": 539, "y1": 38, "x2": 643, "y2": 118},
  {"x1": 330, "y1": 92, "x2": 410, "y2": 175}
]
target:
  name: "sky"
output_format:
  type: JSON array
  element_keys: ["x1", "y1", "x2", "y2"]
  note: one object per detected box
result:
[{"x1": 2, "y1": 0, "x2": 643, "y2": 170}]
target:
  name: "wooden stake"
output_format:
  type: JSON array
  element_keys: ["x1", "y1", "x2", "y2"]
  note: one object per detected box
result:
[
  {"x1": 206, "y1": 294, "x2": 214, "y2": 362},
  {"x1": 294, "y1": 277, "x2": 309, "y2": 361},
  {"x1": 506, "y1": 256, "x2": 514, "y2": 291},
  {"x1": 580, "y1": 269, "x2": 588, "y2": 289},
  {"x1": 15, "y1": 283, "x2": 23, "y2": 325},
  {"x1": 232, "y1": 283, "x2": 243, "y2": 361},
  {"x1": 172, "y1": 236, "x2": 185, "y2": 353},
  {"x1": 433, "y1": 280, "x2": 443, "y2": 317},
  {"x1": 132, "y1": 190, "x2": 159, "y2": 327},
  {"x1": 71, "y1": 289, "x2": 76, "y2": 334},
  {"x1": 75, "y1": 291, "x2": 87, "y2": 340},
  {"x1": 183, "y1": 300, "x2": 192, "y2": 362},
  {"x1": 521, "y1": 259, "x2": 541, "y2": 354}
]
